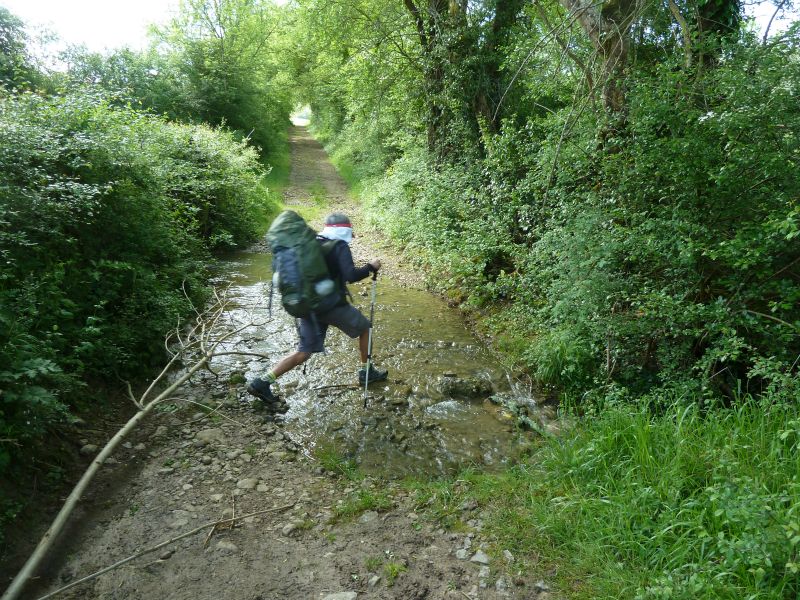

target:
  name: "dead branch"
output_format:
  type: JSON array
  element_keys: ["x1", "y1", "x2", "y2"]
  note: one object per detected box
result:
[
  {"x1": 2, "y1": 289, "x2": 270, "y2": 600},
  {"x1": 35, "y1": 504, "x2": 295, "y2": 600},
  {"x1": 173, "y1": 402, "x2": 224, "y2": 426},
  {"x1": 182, "y1": 399, "x2": 245, "y2": 427}
]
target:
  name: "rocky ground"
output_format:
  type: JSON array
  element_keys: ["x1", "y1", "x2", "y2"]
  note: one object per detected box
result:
[{"x1": 11, "y1": 126, "x2": 550, "y2": 600}]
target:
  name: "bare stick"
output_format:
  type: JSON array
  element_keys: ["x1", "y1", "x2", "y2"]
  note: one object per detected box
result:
[
  {"x1": 2, "y1": 290, "x2": 272, "y2": 600},
  {"x1": 123, "y1": 380, "x2": 141, "y2": 410},
  {"x1": 203, "y1": 520, "x2": 219, "y2": 548},
  {"x1": 210, "y1": 351, "x2": 272, "y2": 360},
  {"x1": 173, "y1": 402, "x2": 224, "y2": 427},
  {"x1": 763, "y1": 0, "x2": 788, "y2": 45},
  {"x1": 181, "y1": 400, "x2": 245, "y2": 428},
  {"x1": 35, "y1": 504, "x2": 295, "y2": 600}
]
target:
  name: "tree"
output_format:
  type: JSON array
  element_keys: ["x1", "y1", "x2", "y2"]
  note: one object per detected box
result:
[
  {"x1": 0, "y1": 7, "x2": 38, "y2": 90},
  {"x1": 154, "y1": 0, "x2": 291, "y2": 152}
]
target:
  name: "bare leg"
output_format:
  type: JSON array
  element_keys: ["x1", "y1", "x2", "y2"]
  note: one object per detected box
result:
[
  {"x1": 358, "y1": 330, "x2": 369, "y2": 363},
  {"x1": 271, "y1": 351, "x2": 311, "y2": 378}
]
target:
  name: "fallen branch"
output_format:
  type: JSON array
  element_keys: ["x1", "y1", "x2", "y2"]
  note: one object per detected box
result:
[
  {"x1": 36, "y1": 504, "x2": 295, "y2": 600},
  {"x1": 182, "y1": 399, "x2": 245, "y2": 428},
  {"x1": 2, "y1": 291, "x2": 269, "y2": 600}
]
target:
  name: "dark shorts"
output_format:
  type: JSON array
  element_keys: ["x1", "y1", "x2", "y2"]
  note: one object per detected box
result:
[{"x1": 297, "y1": 304, "x2": 370, "y2": 353}]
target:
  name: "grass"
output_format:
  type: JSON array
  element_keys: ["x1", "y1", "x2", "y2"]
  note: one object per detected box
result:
[
  {"x1": 330, "y1": 154, "x2": 366, "y2": 199},
  {"x1": 333, "y1": 488, "x2": 392, "y2": 523},
  {"x1": 314, "y1": 443, "x2": 361, "y2": 481},
  {"x1": 383, "y1": 561, "x2": 407, "y2": 586},
  {"x1": 406, "y1": 395, "x2": 800, "y2": 599},
  {"x1": 290, "y1": 180, "x2": 330, "y2": 224}
]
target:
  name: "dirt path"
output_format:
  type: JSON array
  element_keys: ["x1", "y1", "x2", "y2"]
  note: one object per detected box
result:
[
  {"x1": 279, "y1": 126, "x2": 425, "y2": 289},
  {"x1": 20, "y1": 128, "x2": 537, "y2": 600}
]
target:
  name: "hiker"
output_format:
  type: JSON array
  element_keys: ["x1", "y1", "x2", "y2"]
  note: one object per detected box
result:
[{"x1": 247, "y1": 212, "x2": 389, "y2": 411}]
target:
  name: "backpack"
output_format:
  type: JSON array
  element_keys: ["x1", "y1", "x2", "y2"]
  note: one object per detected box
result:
[{"x1": 266, "y1": 210, "x2": 342, "y2": 318}]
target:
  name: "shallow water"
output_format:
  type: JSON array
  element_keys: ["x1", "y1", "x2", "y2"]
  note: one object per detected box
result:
[{"x1": 209, "y1": 250, "x2": 534, "y2": 476}]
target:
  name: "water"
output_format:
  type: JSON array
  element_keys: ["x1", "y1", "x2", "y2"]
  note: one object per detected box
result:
[{"x1": 210, "y1": 250, "x2": 536, "y2": 477}]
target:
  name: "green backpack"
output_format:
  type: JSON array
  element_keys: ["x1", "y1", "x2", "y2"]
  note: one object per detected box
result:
[{"x1": 266, "y1": 210, "x2": 342, "y2": 318}]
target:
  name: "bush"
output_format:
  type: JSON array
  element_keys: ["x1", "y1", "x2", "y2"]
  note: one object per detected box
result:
[
  {"x1": 0, "y1": 89, "x2": 277, "y2": 477},
  {"x1": 362, "y1": 37, "x2": 800, "y2": 401}
]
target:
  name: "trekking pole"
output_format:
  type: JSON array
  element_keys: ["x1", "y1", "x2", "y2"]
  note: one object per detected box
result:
[{"x1": 363, "y1": 271, "x2": 378, "y2": 407}]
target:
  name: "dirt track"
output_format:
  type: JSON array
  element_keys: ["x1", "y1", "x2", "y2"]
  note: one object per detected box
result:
[{"x1": 14, "y1": 127, "x2": 539, "y2": 600}]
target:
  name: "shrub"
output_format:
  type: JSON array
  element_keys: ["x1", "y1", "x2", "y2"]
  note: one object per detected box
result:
[{"x1": 0, "y1": 89, "x2": 277, "y2": 477}]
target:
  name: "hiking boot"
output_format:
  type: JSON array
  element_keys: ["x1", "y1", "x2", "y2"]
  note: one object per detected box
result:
[
  {"x1": 247, "y1": 378, "x2": 277, "y2": 404},
  {"x1": 358, "y1": 365, "x2": 388, "y2": 385}
]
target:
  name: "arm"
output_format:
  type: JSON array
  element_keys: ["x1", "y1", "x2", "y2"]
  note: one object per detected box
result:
[{"x1": 333, "y1": 242, "x2": 373, "y2": 283}]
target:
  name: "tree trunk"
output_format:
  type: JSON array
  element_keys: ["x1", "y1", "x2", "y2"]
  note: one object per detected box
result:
[
  {"x1": 558, "y1": 0, "x2": 638, "y2": 114},
  {"x1": 473, "y1": 0, "x2": 526, "y2": 131}
]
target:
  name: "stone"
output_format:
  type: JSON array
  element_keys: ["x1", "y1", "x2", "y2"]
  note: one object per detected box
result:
[
  {"x1": 460, "y1": 498, "x2": 479, "y2": 512},
  {"x1": 170, "y1": 511, "x2": 191, "y2": 529},
  {"x1": 368, "y1": 575, "x2": 380, "y2": 587},
  {"x1": 239, "y1": 453, "x2": 252, "y2": 462},
  {"x1": 79, "y1": 444, "x2": 98, "y2": 457},
  {"x1": 216, "y1": 540, "x2": 238, "y2": 553},
  {"x1": 194, "y1": 428, "x2": 225, "y2": 447},
  {"x1": 210, "y1": 494, "x2": 224, "y2": 502},
  {"x1": 455, "y1": 549, "x2": 469, "y2": 560},
  {"x1": 236, "y1": 478, "x2": 258, "y2": 490},
  {"x1": 358, "y1": 511, "x2": 378, "y2": 524},
  {"x1": 201, "y1": 456, "x2": 213, "y2": 465},
  {"x1": 495, "y1": 577, "x2": 510, "y2": 593},
  {"x1": 281, "y1": 523, "x2": 298, "y2": 536},
  {"x1": 134, "y1": 443, "x2": 146, "y2": 451},
  {"x1": 534, "y1": 580, "x2": 550, "y2": 593},
  {"x1": 256, "y1": 484, "x2": 269, "y2": 492},
  {"x1": 503, "y1": 549, "x2": 514, "y2": 563},
  {"x1": 470, "y1": 550, "x2": 490, "y2": 565},
  {"x1": 182, "y1": 484, "x2": 193, "y2": 491},
  {"x1": 321, "y1": 594, "x2": 357, "y2": 600},
  {"x1": 436, "y1": 376, "x2": 492, "y2": 399}
]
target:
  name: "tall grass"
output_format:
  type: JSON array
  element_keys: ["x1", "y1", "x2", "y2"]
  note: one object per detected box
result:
[{"x1": 412, "y1": 396, "x2": 800, "y2": 599}]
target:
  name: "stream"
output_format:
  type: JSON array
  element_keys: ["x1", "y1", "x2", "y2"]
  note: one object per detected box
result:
[{"x1": 207, "y1": 250, "x2": 541, "y2": 477}]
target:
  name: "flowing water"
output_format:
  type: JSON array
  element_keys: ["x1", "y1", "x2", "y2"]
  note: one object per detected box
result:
[{"x1": 209, "y1": 250, "x2": 537, "y2": 477}]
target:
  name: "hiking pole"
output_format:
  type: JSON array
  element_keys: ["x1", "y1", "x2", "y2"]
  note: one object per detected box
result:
[{"x1": 363, "y1": 271, "x2": 378, "y2": 407}]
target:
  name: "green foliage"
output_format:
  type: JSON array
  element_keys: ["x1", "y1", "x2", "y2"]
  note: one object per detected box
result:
[
  {"x1": 0, "y1": 89, "x2": 275, "y2": 479},
  {"x1": 360, "y1": 33, "x2": 800, "y2": 401},
  {"x1": 0, "y1": 7, "x2": 41, "y2": 91},
  {"x1": 150, "y1": 0, "x2": 292, "y2": 154},
  {"x1": 60, "y1": 0, "x2": 292, "y2": 154}
]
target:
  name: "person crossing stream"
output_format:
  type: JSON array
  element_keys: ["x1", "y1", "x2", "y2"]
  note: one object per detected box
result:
[{"x1": 247, "y1": 211, "x2": 389, "y2": 415}]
